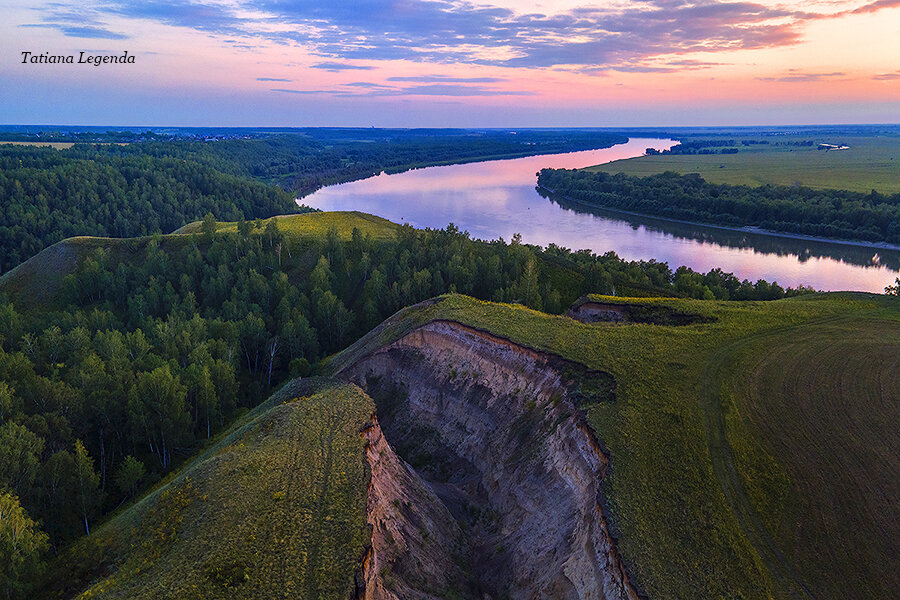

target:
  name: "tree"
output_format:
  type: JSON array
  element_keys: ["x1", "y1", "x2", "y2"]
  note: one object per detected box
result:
[
  {"x1": 196, "y1": 366, "x2": 218, "y2": 438},
  {"x1": 0, "y1": 422, "x2": 44, "y2": 499},
  {"x1": 115, "y1": 455, "x2": 145, "y2": 499},
  {"x1": 73, "y1": 440, "x2": 101, "y2": 536},
  {"x1": 0, "y1": 492, "x2": 48, "y2": 600},
  {"x1": 310, "y1": 255, "x2": 333, "y2": 291},
  {"x1": 0, "y1": 384, "x2": 19, "y2": 425},
  {"x1": 201, "y1": 212, "x2": 217, "y2": 242},
  {"x1": 128, "y1": 366, "x2": 190, "y2": 469},
  {"x1": 885, "y1": 277, "x2": 900, "y2": 296},
  {"x1": 38, "y1": 450, "x2": 79, "y2": 542}
]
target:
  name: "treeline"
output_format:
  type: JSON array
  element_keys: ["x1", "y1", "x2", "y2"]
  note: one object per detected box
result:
[
  {"x1": 649, "y1": 139, "x2": 742, "y2": 155},
  {"x1": 61, "y1": 129, "x2": 629, "y2": 192},
  {"x1": 0, "y1": 146, "x2": 306, "y2": 273},
  {"x1": 0, "y1": 217, "x2": 812, "y2": 595},
  {"x1": 538, "y1": 169, "x2": 900, "y2": 245},
  {"x1": 0, "y1": 130, "x2": 627, "y2": 274}
]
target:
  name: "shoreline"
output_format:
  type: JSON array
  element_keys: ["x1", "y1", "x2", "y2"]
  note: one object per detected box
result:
[
  {"x1": 537, "y1": 184, "x2": 900, "y2": 253},
  {"x1": 293, "y1": 137, "x2": 633, "y2": 198}
]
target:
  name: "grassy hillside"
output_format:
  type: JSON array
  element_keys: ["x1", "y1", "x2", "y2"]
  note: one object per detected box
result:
[
  {"x1": 586, "y1": 135, "x2": 900, "y2": 194},
  {"x1": 44, "y1": 380, "x2": 373, "y2": 600},
  {"x1": 329, "y1": 292, "x2": 899, "y2": 599},
  {"x1": 174, "y1": 210, "x2": 402, "y2": 241},
  {"x1": 5, "y1": 212, "x2": 895, "y2": 599},
  {"x1": 0, "y1": 212, "x2": 400, "y2": 309},
  {"x1": 717, "y1": 315, "x2": 899, "y2": 598}
]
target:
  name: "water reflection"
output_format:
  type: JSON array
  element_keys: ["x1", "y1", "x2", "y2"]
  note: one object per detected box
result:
[
  {"x1": 545, "y1": 192, "x2": 900, "y2": 272},
  {"x1": 303, "y1": 138, "x2": 899, "y2": 293}
]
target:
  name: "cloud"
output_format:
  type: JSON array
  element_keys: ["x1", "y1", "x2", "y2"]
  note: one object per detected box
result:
[
  {"x1": 395, "y1": 84, "x2": 533, "y2": 96},
  {"x1": 257, "y1": 77, "x2": 291, "y2": 81},
  {"x1": 873, "y1": 71, "x2": 900, "y2": 80},
  {"x1": 20, "y1": 3, "x2": 129, "y2": 39},
  {"x1": 387, "y1": 75, "x2": 505, "y2": 83},
  {"x1": 60, "y1": 25, "x2": 128, "y2": 38},
  {"x1": 19, "y1": 22, "x2": 129, "y2": 39},
  {"x1": 104, "y1": 0, "x2": 248, "y2": 35},
  {"x1": 757, "y1": 71, "x2": 846, "y2": 82},
  {"x1": 851, "y1": 0, "x2": 900, "y2": 14},
  {"x1": 25, "y1": 0, "x2": 900, "y2": 73},
  {"x1": 310, "y1": 62, "x2": 375, "y2": 71},
  {"x1": 665, "y1": 59, "x2": 728, "y2": 68},
  {"x1": 270, "y1": 88, "x2": 330, "y2": 94},
  {"x1": 272, "y1": 81, "x2": 532, "y2": 98},
  {"x1": 343, "y1": 82, "x2": 395, "y2": 89}
]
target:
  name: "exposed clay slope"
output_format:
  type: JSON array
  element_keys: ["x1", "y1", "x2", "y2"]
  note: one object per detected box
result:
[
  {"x1": 359, "y1": 413, "x2": 472, "y2": 600},
  {"x1": 567, "y1": 296, "x2": 714, "y2": 326},
  {"x1": 340, "y1": 320, "x2": 642, "y2": 600}
]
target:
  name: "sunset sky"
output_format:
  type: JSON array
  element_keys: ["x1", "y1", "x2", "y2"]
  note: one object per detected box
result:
[{"x1": 3, "y1": 0, "x2": 899, "y2": 126}]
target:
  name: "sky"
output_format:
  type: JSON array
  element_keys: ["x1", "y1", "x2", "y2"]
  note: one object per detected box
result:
[{"x1": 2, "y1": 0, "x2": 899, "y2": 127}]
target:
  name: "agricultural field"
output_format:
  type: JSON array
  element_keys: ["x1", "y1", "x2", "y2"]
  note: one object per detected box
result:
[
  {"x1": 0, "y1": 140, "x2": 75, "y2": 148},
  {"x1": 586, "y1": 135, "x2": 900, "y2": 194},
  {"x1": 717, "y1": 316, "x2": 900, "y2": 599}
]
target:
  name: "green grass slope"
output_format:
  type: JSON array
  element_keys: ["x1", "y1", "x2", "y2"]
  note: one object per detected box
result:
[
  {"x1": 44, "y1": 380, "x2": 373, "y2": 600},
  {"x1": 174, "y1": 211, "x2": 402, "y2": 241},
  {"x1": 586, "y1": 135, "x2": 900, "y2": 193},
  {"x1": 0, "y1": 212, "x2": 403, "y2": 310},
  {"x1": 329, "y1": 292, "x2": 900, "y2": 600}
]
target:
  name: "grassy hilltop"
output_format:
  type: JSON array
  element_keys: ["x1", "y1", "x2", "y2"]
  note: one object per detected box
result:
[
  {"x1": 0, "y1": 212, "x2": 896, "y2": 599},
  {"x1": 43, "y1": 381, "x2": 373, "y2": 600},
  {"x1": 332, "y1": 292, "x2": 899, "y2": 600},
  {"x1": 36, "y1": 291, "x2": 899, "y2": 600}
]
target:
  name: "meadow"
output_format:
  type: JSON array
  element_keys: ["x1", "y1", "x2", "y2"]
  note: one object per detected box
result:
[
  {"x1": 333, "y1": 292, "x2": 899, "y2": 599},
  {"x1": 3, "y1": 210, "x2": 895, "y2": 599},
  {"x1": 585, "y1": 135, "x2": 900, "y2": 194},
  {"x1": 43, "y1": 382, "x2": 373, "y2": 600}
]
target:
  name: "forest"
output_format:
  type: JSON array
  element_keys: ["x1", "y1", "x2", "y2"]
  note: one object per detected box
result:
[
  {"x1": 0, "y1": 214, "x2": 814, "y2": 596},
  {"x1": 538, "y1": 169, "x2": 900, "y2": 245},
  {"x1": 0, "y1": 129, "x2": 627, "y2": 274}
]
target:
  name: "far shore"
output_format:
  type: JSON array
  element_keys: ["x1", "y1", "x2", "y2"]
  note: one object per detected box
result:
[{"x1": 537, "y1": 184, "x2": 900, "y2": 253}]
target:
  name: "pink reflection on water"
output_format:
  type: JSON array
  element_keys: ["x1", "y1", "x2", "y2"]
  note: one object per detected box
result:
[{"x1": 305, "y1": 138, "x2": 899, "y2": 293}]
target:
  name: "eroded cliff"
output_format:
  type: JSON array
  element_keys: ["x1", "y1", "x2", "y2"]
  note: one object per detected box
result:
[{"x1": 343, "y1": 320, "x2": 642, "y2": 600}]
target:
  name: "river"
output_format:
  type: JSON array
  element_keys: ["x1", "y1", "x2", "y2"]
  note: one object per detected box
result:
[{"x1": 302, "y1": 138, "x2": 899, "y2": 293}]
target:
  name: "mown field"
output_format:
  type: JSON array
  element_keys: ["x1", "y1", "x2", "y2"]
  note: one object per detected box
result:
[
  {"x1": 333, "y1": 292, "x2": 899, "y2": 600},
  {"x1": 45, "y1": 382, "x2": 373, "y2": 600},
  {"x1": 718, "y1": 316, "x2": 900, "y2": 599},
  {"x1": 586, "y1": 135, "x2": 900, "y2": 194}
]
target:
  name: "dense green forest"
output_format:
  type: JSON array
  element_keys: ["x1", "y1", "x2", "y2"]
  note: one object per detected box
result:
[
  {"x1": 0, "y1": 129, "x2": 627, "y2": 274},
  {"x1": 0, "y1": 146, "x2": 305, "y2": 273},
  {"x1": 0, "y1": 214, "x2": 813, "y2": 596},
  {"x1": 538, "y1": 169, "x2": 900, "y2": 244}
]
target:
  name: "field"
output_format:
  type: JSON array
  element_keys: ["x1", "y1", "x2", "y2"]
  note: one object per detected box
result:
[
  {"x1": 585, "y1": 135, "x2": 900, "y2": 194},
  {"x1": 718, "y1": 316, "x2": 900, "y2": 598},
  {"x1": 0, "y1": 141, "x2": 75, "y2": 148},
  {"x1": 332, "y1": 292, "x2": 900, "y2": 599},
  {"x1": 45, "y1": 382, "x2": 373, "y2": 600}
]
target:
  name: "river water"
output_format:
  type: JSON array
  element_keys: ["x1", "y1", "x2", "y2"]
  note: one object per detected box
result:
[{"x1": 302, "y1": 138, "x2": 899, "y2": 293}]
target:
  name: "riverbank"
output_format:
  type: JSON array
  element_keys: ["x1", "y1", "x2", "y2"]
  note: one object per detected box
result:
[
  {"x1": 293, "y1": 137, "x2": 629, "y2": 198},
  {"x1": 537, "y1": 184, "x2": 900, "y2": 253}
]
